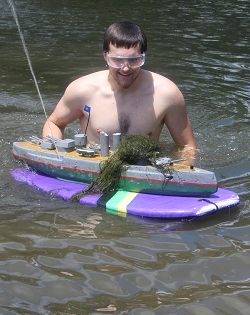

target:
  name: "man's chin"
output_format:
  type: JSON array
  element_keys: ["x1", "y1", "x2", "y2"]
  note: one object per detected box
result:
[
  {"x1": 116, "y1": 77, "x2": 133, "y2": 89},
  {"x1": 116, "y1": 73, "x2": 139, "y2": 89},
  {"x1": 109, "y1": 70, "x2": 140, "y2": 89},
  {"x1": 118, "y1": 82, "x2": 133, "y2": 89}
]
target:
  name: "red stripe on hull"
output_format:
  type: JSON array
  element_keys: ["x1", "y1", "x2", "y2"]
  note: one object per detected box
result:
[{"x1": 13, "y1": 153, "x2": 218, "y2": 188}]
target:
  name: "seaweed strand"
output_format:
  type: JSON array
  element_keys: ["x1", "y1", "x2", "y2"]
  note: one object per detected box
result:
[{"x1": 69, "y1": 135, "x2": 162, "y2": 202}]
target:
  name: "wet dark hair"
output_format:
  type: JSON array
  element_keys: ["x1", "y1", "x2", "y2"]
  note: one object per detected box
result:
[{"x1": 102, "y1": 21, "x2": 147, "y2": 53}]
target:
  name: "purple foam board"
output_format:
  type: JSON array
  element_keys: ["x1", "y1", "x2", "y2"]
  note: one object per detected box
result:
[{"x1": 11, "y1": 168, "x2": 240, "y2": 218}]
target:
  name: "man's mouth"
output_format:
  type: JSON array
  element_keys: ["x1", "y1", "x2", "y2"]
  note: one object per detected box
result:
[{"x1": 118, "y1": 72, "x2": 132, "y2": 77}]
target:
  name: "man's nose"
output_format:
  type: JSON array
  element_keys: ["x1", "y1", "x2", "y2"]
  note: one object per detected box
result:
[{"x1": 121, "y1": 61, "x2": 131, "y2": 70}]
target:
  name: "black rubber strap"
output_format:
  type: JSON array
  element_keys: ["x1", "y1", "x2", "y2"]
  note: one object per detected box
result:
[{"x1": 198, "y1": 198, "x2": 219, "y2": 211}]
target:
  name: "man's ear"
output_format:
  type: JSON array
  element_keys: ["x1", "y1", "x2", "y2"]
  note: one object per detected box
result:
[{"x1": 103, "y1": 51, "x2": 107, "y2": 62}]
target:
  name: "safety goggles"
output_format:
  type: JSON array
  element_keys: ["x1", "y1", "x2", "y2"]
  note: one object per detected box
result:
[{"x1": 106, "y1": 53, "x2": 145, "y2": 68}]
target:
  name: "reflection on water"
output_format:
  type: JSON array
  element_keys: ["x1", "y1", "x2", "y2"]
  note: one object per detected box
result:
[{"x1": 1, "y1": 0, "x2": 250, "y2": 314}]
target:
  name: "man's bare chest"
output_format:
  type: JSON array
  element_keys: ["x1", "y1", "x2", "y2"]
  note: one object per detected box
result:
[{"x1": 86, "y1": 96, "x2": 157, "y2": 136}]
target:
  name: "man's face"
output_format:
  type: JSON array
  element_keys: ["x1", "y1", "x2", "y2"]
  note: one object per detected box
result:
[{"x1": 103, "y1": 44, "x2": 143, "y2": 89}]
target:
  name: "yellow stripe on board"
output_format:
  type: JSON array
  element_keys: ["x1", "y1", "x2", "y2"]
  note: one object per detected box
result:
[{"x1": 116, "y1": 192, "x2": 138, "y2": 213}]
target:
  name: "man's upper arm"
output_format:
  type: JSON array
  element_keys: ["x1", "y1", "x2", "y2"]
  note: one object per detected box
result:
[
  {"x1": 163, "y1": 86, "x2": 196, "y2": 149},
  {"x1": 49, "y1": 82, "x2": 84, "y2": 129}
]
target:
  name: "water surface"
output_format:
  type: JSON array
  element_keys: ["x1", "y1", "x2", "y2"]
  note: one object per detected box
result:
[{"x1": 1, "y1": 0, "x2": 250, "y2": 314}]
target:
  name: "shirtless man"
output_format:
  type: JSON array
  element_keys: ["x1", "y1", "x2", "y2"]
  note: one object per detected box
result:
[{"x1": 43, "y1": 21, "x2": 197, "y2": 158}]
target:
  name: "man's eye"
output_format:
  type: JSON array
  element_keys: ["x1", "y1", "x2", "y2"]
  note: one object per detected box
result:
[
  {"x1": 128, "y1": 58, "x2": 136, "y2": 64},
  {"x1": 113, "y1": 58, "x2": 121, "y2": 63}
]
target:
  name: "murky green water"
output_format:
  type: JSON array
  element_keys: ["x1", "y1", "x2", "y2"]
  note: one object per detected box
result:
[{"x1": 1, "y1": 0, "x2": 250, "y2": 314}]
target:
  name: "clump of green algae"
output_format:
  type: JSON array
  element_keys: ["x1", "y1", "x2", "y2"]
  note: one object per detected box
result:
[{"x1": 69, "y1": 135, "x2": 163, "y2": 202}]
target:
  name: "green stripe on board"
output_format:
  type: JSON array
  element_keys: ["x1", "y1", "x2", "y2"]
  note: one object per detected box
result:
[{"x1": 106, "y1": 191, "x2": 130, "y2": 212}]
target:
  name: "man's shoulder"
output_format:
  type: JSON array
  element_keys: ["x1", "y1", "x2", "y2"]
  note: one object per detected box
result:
[
  {"x1": 70, "y1": 70, "x2": 108, "y2": 87},
  {"x1": 65, "y1": 70, "x2": 108, "y2": 95},
  {"x1": 145, "y1": 70, "x2": 176, "y2": 86},
  {"x1": 142, "y1": 70, "x2": 181, "y2": 96}
]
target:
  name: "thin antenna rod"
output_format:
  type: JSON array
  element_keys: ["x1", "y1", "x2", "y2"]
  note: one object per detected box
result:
[{"x1": 7, "y1": 0, "x2": 60, "y2": 159}]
